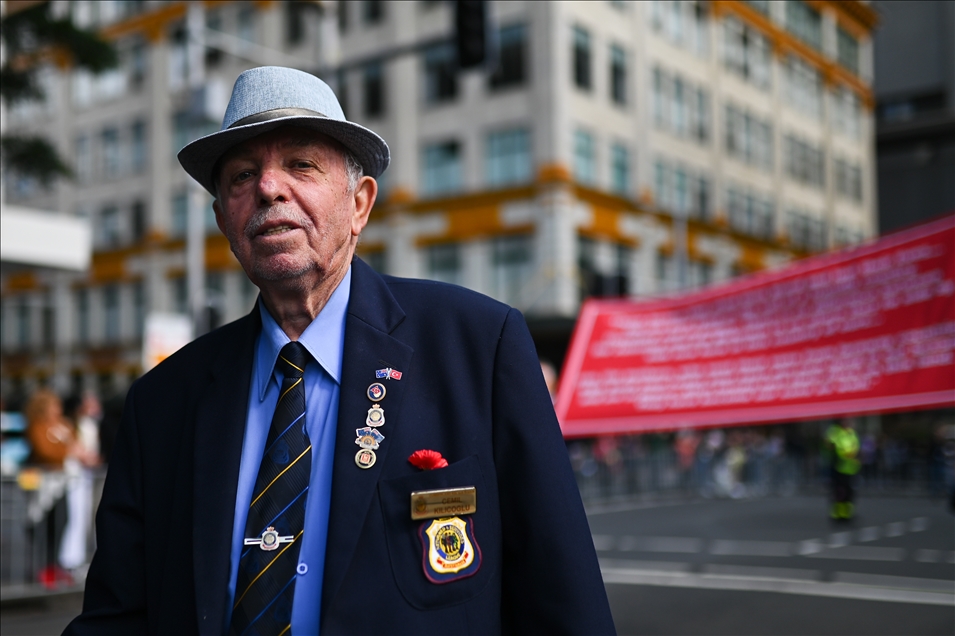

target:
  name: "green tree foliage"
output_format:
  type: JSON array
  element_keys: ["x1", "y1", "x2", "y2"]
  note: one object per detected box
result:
[{"x1": 1, "y1": 2, "x2": 117, "y2": 186}]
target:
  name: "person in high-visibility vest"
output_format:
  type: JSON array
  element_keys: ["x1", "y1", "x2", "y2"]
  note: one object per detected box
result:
[{"x1": 826, "y1": 419, "x2": 861, "y2": 520}]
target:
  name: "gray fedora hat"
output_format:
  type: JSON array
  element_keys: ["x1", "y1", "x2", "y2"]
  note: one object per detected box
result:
[{"x1": 178, "y1": 66, "x2": 390, "y2": 196}]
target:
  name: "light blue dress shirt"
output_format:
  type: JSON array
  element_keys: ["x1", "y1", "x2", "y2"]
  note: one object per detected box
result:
[{"x1": 226, "y1": 267, "x2": 350, "y2": 636}]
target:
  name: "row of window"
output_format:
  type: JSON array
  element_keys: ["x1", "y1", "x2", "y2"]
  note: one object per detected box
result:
[
  {"x1": 652, "y1": 68, "x2": 711, "y2": 144},
  {"x1": 74, "y1": 121, "x2": 148, "y2": 184}
]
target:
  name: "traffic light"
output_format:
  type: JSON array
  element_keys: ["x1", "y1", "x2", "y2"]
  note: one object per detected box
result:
[{"x1": 456, "y1": 0, "x2": 487, "y2": 69}]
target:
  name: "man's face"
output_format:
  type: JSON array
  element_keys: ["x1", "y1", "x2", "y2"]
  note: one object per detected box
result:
[{"x1": 213, "y1": 127, "x2": 375, "y2": 292}]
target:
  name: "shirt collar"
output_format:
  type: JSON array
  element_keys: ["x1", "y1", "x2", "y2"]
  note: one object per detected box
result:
[{"x1": 255, "y1": 266, "x2": 351, "y2": 400}]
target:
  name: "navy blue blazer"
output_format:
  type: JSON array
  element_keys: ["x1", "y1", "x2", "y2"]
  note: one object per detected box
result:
[{"x1": 65, "y1": 258, "x2": 615, "y2": 635}]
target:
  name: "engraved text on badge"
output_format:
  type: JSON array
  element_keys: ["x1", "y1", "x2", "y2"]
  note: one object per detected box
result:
[{"x1": 410, "y1": 486, "x2": 477, "y2": 520}]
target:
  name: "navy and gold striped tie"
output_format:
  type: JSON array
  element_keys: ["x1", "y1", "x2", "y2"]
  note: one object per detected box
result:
[{"x1": 231, "y1": 342, "x2": 311, "y2": 636}]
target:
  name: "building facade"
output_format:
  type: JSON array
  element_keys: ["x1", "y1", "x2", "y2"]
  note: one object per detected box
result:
[{"x1": 0, "y1": 0, "x2": 877, "y2": 403}]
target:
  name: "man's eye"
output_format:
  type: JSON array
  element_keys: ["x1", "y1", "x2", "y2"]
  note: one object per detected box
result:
[{"x1": 234, "y1": 170, "x2": 254, "y2": 182}]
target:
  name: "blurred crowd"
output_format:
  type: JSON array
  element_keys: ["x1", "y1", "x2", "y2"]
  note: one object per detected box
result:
[
  {"x1": 1, "y1": 388, "x2": 123, "y2": 591},
  {"x1": 567, "y1": 419, "x2": 955, "y2": 506}
]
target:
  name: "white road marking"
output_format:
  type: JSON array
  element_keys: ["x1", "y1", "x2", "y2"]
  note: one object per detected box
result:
[
  {"x1": 599, "y1": 558, "x2": 690, "y2": 573},
  {"x1": 909, "y1": 517, "x2": 929, "y2": 532},
  {"x1": 857, "y1": 526, "x2": 880, "y2": 542},
  {"x1": 885, "y1": 521, "x2": 906, "y2": 537},
  {"x1": 704, "y1": 564, "x2": 819, "y2": 581},
  {"x1": 600, "y1": 565, "x2": 954, "y2": 607},
  {"x1": 915, "y1": 549, "x2": 940, "y2": 563},
  {"x1": 834, "y1": 572, "x2": 954, "y2": 594},
  {"x1": 828, "y1": 532, "x2": 851, "y2": 548},
  {"x1": 797, "y1": 539, "x2": 824, "y2": 555},
  {"x1": 807, "y1": 545, "x2": 904, "y2": 561},
  {"x1": 592, "y1": 534, "x2": 615, "y2": 551},
  {"x1": 710, "y1": 540, "x2": 792, "y2": 557},
  {"x1": 617, "y1": 535, "x2": 703, "y2": 553}
]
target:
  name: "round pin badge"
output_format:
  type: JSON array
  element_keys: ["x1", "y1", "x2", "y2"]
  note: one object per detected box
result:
[
  {"x1": 367, "y1": 382, "x2": 387, "y2": 402},
  {"x1": 355, "y1": 448, "x2": 377, "y2": 469},
  {"x1": 261, "y1": 528, "x2": 279, "y2": 551},
  {"x1": 366, "y1": 404, "x2": 385, "y2": 427}
]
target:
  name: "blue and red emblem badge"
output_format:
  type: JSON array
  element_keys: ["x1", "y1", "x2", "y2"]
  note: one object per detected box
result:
[{"x1": 419, "y1": 516, "x2": 481, "y2": 584}]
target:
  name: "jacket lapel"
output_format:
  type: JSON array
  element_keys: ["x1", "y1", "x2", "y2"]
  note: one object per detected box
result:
[
  {"x1": 321, "y1": 258, "x2": 414, "y2": 613},
  {"x1": 193, "y1": 310, "x2": 260, "y2": 636}
]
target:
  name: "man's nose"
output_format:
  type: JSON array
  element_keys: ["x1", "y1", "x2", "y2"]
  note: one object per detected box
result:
[{"x1": 256, "y1": 166, "x2": 290, "y2": 205}]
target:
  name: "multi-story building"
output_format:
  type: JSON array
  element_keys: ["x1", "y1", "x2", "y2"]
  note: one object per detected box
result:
[{"x1": 0, "y1": 0, "x2": 877, "y2": 404}]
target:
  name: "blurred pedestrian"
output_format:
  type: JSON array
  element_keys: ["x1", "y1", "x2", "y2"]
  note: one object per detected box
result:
[
  {"x1": 825, "y1": 419, "x2": 861, "y2": 521},
  {"x1": 60, "y1": 392, "x2": 102, "y2": 572},
  {"x1": 24, "y1": 389, "x2": 96, "y2": 588}
]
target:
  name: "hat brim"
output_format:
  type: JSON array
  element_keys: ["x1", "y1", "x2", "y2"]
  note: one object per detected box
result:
[{"x1": 178, "y1": 115, "x2": 390, "y2": 197}]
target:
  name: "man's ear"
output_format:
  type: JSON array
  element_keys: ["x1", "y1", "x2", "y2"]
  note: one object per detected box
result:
[{"x1": 351, "y1": 176, "x2": 378, "y2": 237}]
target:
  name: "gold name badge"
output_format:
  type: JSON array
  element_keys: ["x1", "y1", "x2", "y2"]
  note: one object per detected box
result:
[{"x1": 410, "y1": 486, "x2": 477, "y2": 520}]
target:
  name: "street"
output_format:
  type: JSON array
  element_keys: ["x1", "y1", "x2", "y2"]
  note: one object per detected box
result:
[
  {"x1": 2, "y1": 495, "x2": 952, "y2": 635},
  {"x1": 592, "y1": 495, "x2": 955, "y2": 635}
]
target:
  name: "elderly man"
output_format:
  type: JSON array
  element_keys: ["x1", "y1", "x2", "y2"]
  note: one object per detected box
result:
[{"x1": 65, "y1": 66, "x2": 614, "y2": 636}]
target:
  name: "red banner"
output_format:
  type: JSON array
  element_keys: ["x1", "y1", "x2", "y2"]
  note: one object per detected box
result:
[{"x1": 556, "y1": 216, "x2": 955, "y2": 437}]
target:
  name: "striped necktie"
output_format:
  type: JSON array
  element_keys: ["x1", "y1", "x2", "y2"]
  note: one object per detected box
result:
[{"x1": 231, "y1": 342, "x2": 311, "y2": 636}]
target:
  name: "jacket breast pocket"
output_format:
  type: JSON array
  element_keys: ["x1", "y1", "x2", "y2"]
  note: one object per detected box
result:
[{"x1": 378, "y1": 455, "x2": 494, "y2": 610}]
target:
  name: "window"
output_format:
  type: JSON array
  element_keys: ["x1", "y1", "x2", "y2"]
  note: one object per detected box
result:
[
  {"x1": 611, "y1": 143, "x2": 630, "y2": 196},
  {"x1": 363, "y1": 62, "x2": 385, "y2": 118},
  {"x1": 785, "y1": 1, "x2": 821, "y2": 51},
  {"x1": 692, "y1": 88, "x2": 711, "y2": 142},
  {"x1": 578, "y1": 237, "x2": 630, "y2": 299},
  {"x1": 784, "y1": 56, "x2": 823, "y2": 120},
  {"x1": 832, "y1": 87, "x2": 861, "y2": 140},
  {"x1": 723, "y1": 17, "x2": 771, "y2": 89},
  {"x1": 491, "y1": 235, "x2": 532, "y2": 306},
  {"x1": 172, "y1": 277, "x2": 188, "y2": 315},
  {"x1": 573, "y1": 129, "x2": 596, "y2": 185},
  {"x1": 17, "y1": 300, "x2": 31, "y2": 348},
  {"x1": 727, "y1": 186, "x2": 775, "y2": 239},
  {"x1": 490, "y1": 24, "x2": 528, "y2": 90},
  {"x1": 237, "y1": 6, "x2": 255, "y2": 43},
  {"x1": 724, "y1": 104, "x2": 773, "y2": 169},
  {"x1": 132, "y1": 281, "x2": 145, "y2": 337},
  {"x1": 128, "y1": 38, "x2": 147, "y2": 89},
  {"x1": 672, "y1": 78, "x2": 687, "y2": 136},
  {"x1": 653, "y1": 67, "x2": 709, "y2": 144},
  {"x1": 785, "y1": 135, "x2": 825, "y2": 187},
  {"x1": 609, "y1": 44, "x2": 627, "y2": 105},
  {"x1": 171, "y1": 192, "x2": 188, "y2": 237},
  {"x1": 131, "y1": 119, "x2": 147, "y2": 173},
  {"x1": 651, "y1": 1, "x2": 709, "y2": 56},
  {"x1": 131, "y1": 200, "x2": 147, "y2": 242},
  {"x1": 424, "y1": 43, "x2": 457, "y2": 104},
  {"x1": 76, "y1": 289, "x2": 89, "y2": 345},
  {"x1": 101, "y1": 127, "x2": 121, "y2": 179},
  {"x1": 837, "y1": 28, "x2": 859, "y2": 75},
  {"x1": 573, "y1": 26, "x2": 592, "y2": 90},
  {"x1": 75, "y1": 135, "x2": 91, "y2": 183},
  {"x1": 787, "y1": 209, "x2": 827, "y2": 251},
  {"x1": 834, "y1": 225, "x2": 863, "y2": 247},
  {"x1": 653, "y1": 68, "x2": 668, "y2": 127},
  {"x1": 834, "y1": 158, "x2": 863, "y2": 202},
  {"x1": 654, "y1": 159, "x2": 710, "y2": 219},
  {"x1": 426, "y1": 243, "x2": 462, "y2": 285},
  {"x1": 421, "y1": 141, "x2": 462, "y2": 197},
  {"x1": 104, "y1": 285, "x2": 120, "y2": 342},
  {"x1": 99, "y1": 206, "x2": 121, "y2": 247},
  {"x1": 286, "y1": 1, "x2": 308, "y2": 45},
  {"x1": 205, "y1": 10, "x2": 223, "y2": 67},
  {"x1": 745, "y1": 1, "x2": 769, "y2": 14},
  {"x1": 363, "y1": 1, "x2": 384, "y2": 25},
  {"x1": 486, "y1": 128, "x2": 531, "y2": 188},
  {"x1": 338, "y1": 0, "x2": 348, "y2": 32}
]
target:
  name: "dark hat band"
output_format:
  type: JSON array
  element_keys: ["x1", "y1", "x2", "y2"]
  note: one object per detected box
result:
[{"x1": 228, "y1": 107, "x2": 327, "y2": 129}]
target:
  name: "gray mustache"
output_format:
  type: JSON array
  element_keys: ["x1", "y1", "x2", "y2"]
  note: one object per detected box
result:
[{"x1": 244, "y1": 207, "x2": 311, "y2": 240}]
